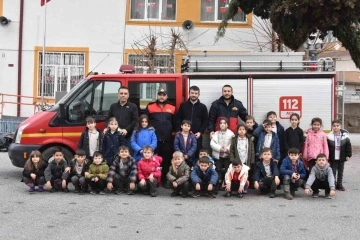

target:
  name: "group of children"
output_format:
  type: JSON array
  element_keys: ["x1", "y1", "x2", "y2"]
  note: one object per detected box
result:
[{"x1": 21, "y1": 111, "x2": 352, "y2": 200}]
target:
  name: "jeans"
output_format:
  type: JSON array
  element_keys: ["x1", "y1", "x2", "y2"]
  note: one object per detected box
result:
[
  {"x1": 283, "y1": 175, "x2": 304, "y2": 193},
  {"x1": 70, "y1": 175, "x2": 87, "y2": 188}
]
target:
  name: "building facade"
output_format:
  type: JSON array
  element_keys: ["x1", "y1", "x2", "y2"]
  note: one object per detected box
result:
[{"x1": 0, "y1": 0, "x2": 264, "y2": 117}]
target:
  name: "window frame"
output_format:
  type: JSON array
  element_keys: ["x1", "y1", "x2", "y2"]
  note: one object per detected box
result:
[
  {"x1": 129, "y1": 0, "x2": 177, "y2": 21},
  {"x1": 128, "y1": 54, "x2": 175, "y2": 74},
  {"x1": 200, "y1": 0, "x2": 247, "y2": 23}
]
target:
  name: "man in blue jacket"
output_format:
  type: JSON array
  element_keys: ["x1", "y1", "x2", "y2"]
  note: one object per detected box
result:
[
  {"x1": 190, "y1": 156, "x2": 218, "y2": 198},
  {"x1": 280, "y1": 148, "x2": 307, "y2": 200}
]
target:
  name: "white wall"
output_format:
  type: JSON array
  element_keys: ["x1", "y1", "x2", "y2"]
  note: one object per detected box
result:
[{"x1": 0, "y1": 0, "x2": 126, "y2": 117}]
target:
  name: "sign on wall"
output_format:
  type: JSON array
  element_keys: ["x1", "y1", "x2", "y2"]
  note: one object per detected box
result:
[{"x1": 279, "y1": 96, "x2": 302, "y2": 119}]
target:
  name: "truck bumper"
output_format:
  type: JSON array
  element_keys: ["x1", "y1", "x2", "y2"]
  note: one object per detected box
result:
[{"x1": 8, "y1": 143, "x2": 41, "y2": 168}]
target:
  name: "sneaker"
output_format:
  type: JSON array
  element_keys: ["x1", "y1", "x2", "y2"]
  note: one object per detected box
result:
[
  {"x1": 269, "y1": 192, "x2": 276, "y2": 198},
  {"x1": 99, "y1": 191, "x2": 105, "y2": 195},
  {"x1": 290, "y1": 190, "x2": 296, "y2": 197},
  {"x1": 49, "y1": 187, "x2": 58, "y2": 193},
  {"x1": 336, "y1": 185, "x2": 345, "y2": 191},
  {"x1": 171, "y1": 192, "x2": 179, "y2": 197},
  {"x1": 62, "y1": 188, "x2": 70, "y2": 193},
  {"x1": 191, "y1": 191, "x2": 201, "y2": 198},
  {"x1": 150, "y1": 192, "x2": 157, "y2": 197},
  {"x1": 38, "y1": 186, "x2": 44, "y2": 192},
  {"x1": 237, "y1": 193, "x2": 243, "y2": 198},
  {"x1": 90, "y1": 190, "x2": 97, "y2": 195},
  {"x1": 284, "y1": 193, "x2": 293, "y2": 200},
  {"x1": 312, "y1": 192, "x2": 319, "y2": 198},
  {"x1": 325, "y1": 194, "x2": 332, "y2": 199},
  {"x1": 223, "y1": 192, "x2": 231, "y2": 197},
  {"x1": 128, "y1": 190, "x2": 134, "y2": 195},
  {"x1": 29, "y1": 186, "x2": 35, "y2": 193},
  {"x1": 181, "y1": 194, "x2": 188, "y2": 198},
  {"x1": 115, "y1": 189, "x2": 123, "y2": 195},
  {"x1": 74, "y1": 187, "x2": 80, "y2": 193},
  {"x1": 207, "y1": 192, "x2": 216, "y2": 198}
]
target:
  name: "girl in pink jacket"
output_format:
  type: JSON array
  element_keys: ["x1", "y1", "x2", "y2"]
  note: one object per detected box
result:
[{"x1": 303, "y1": 117, "x2": 329, "y2": 172}]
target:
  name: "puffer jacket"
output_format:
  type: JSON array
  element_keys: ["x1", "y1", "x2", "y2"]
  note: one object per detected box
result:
[
  {"x1": 225, "y1": 163, "x2": 250, "y2": 186},
  {"x1": 138, "y1": 156, "x2": 163, "y2": 184},
  {"x1": 190, "y1": 165, "x2": 218, "y2": 185},
  {"x1": 131, "y1": 127, "x2": 157, "y2": 162},
  {"x1": 87, "y1": 161, "x2": 109, "y2": 180},
  {"x1": 327, "y1": 129, "x2": 352, "y2": 162},
  {"x1": 303, "y1": 128, "x2": 329, "y2": 161},
  {"x1": 174, "y1": 131, "x2": 197, "y2": 160},
  {"x1": 166, "y1": 161, "x2": 190, "y2": 185},
  {"x1": 255, "y1": 131, "x2": 280, "y2": 160},
  {"x1": 280, "y1": 157, "x2": 307, "y2": 179},
  {"x1": 210, "y1": 129, "x2": 235, "y2": 159},
  {"x1": 102, "y1": 129, "x2": 127, "y2": 165}
]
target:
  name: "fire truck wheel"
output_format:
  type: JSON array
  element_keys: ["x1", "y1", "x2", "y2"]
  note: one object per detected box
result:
[{"x1": 41, "y1": 146, "x2": 74, "y2": 164}]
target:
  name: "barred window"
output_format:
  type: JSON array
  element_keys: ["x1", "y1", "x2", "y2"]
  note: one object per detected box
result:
[
  {"x1": 128, "y1": 54, "x2": 175, "y2": 73},
  {"x1": 37, "y1": 52, "x2": 85, "y2": 98}
]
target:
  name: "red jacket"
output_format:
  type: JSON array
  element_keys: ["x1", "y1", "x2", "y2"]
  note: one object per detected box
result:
[{"x1": 138, "y1": 156, "x2": 163, "y2": 184}]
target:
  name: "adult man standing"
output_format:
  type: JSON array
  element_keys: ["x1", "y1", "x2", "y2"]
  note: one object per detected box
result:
[
  {"x1": 208, "y1": 85, "x2": 248, "y2": 135},
  {"x1": 107, "y1": 86, "x2": 138, "y2": 138},
  {"x1": 176, "y1": 85, "x2": 208, "y2": 156},
  {"x1": 145, "y1": 89, "x2": 175, "y2": 186}
]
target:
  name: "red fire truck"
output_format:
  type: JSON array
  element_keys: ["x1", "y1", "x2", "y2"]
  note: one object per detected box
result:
[{"x1": 9, "y1": 55, "x2": 336, "y2": 167}]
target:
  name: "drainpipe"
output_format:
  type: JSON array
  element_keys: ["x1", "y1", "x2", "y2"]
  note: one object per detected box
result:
[{"x1": 17, "y1": 0, "x2": 24, "y2": 117}]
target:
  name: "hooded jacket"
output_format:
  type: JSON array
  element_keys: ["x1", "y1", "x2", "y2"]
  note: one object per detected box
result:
[
  {"x1": 78, "y1": 127, "x2": 104, "y2": 159},
  {"x1": 210, "y1": 129, "x2": 235, "y2": 159},
  {"x1": 305, "y1": 163, "x2": 335, "y2": 190},
  {"x1": 131, "y1": 127, "x2": 158, "y2": 162},
  {"x1": 44, "y1": 159, "x2": 68, "y2": 181},
  {"x1": 280, "y1": 156, "x2": 307, "y2": 179},
  {"x1": 87, "y1": 161, "x2": 109, "y2": 180},
  {"x1": 303, "y1": 128, "x2": 329, "y2": 161},
  {"x1": 174, "y1": 131, "x2": 197, "y2": 159},
  {"x1": 208, "y1": 96, "x2": 248, "y2": 133},
  {"x1": 176, "y1": 99, "x2": 208, "y2": 134},
  {"x1": 230, "y1": 135, "x2": 255, "y2": 166},
  {"x1": 327, "y1": 129, "x2": 352, "y2": 162},
  {"x1": 225, "y1": 163, "x2": 250, "y2": 186},
  {"x1": 190, "y1": 164, "x2": 218, "y2": 185},
  {"x1": 138, "y1": 156, "x2": 163, "y2": 184},
  {"x1": 166, "y1": 161, "x2": 190, "y2": 185},
  {"x1": 102, "y1": 129, "x2": 127, "y2": 165}
]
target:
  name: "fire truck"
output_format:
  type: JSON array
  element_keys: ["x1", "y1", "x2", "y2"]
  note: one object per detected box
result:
[{"x1": 8, "y1": 53, "x2": 336, "y2": 167}]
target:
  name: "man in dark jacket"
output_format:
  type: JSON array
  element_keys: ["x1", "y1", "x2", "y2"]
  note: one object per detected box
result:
[
  {"x1": 176, "y1": 85, "x2": 208, "y2": 156},
  {"x1": 145, "y1": 89, "x2": 175, "y2": 185},
  {"x1": 107, "y1": 86, "x2": 138, "y2": 138},
  {"x1": 208, "y1": 85, "x2": 248, "y2": 135}
]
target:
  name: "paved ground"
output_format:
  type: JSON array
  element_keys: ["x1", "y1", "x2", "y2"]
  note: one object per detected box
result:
[{"x1": 0, "y1": 135, "x2": 359, "y2": 240}]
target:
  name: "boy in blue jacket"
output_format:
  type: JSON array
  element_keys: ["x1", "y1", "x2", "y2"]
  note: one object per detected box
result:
[
  {"x1": 255, "y1": 120, "x2": 280, "y2": 163},
  {"x1": 280, "y1": 148, "x2": 306, "y2": 200},
  {"x1": 190, "y1": 156, "x2": 218, "y2": 198},
  {"x1": 174, "y1": 120, "x2": 197, "y2": 167},
  {"x1": 253, "y1": 148, "x2": 280, "y2": 198}
]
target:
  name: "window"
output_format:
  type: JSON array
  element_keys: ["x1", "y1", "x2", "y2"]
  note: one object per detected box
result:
[
  {"x1": 128, "y1": 54, "x2": 175, "y2": 73},
  {"x1": 67, "y1": 81, "x2": 121, "y2": 123},
  {"x1": 38, "y1": 52, "x2": 85, "y2": 98},
  {"x1": 200, "y1": 0, "x2": 246, "y2": 22},
  {"x1": 128, "y1": 82, "x2": 176, "y2": 112},
  {"x1": 130, "y1": 0, "x2": 176, "y2": 20}
]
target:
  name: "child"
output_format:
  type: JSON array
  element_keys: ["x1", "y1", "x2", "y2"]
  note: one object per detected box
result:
[
  {"x1": 174, "y1": 120, "x2": 197, "y2": 168},
  {"x1": 230, "y1": 123, "x2": 255, "y2": 167},
  {"x1": 85, "y1": 151, "x2": 109, "y2": 195},
  {"x1": 244, "y1": 115, "x2": 258, "y2": 136},
  {"x1": 303, "y1": 117, "x2": 329, "y2": 172},
  {"x1": 166, "y1": 151, "x2": 190, "y2": 198},
  {"x1": 22, "y1": 150, "x2": 47, "y2": 193},
  {"x1": 107, "y1": 145, "x2": 138, "y2": 195},
  {"x1": 65, "y1": 149, "x2": 89, "y2": 193},
  {"x1": 255, "y1": 120, "x2": 280, "y2": 163},
  {"x1": 284, "y1": 113, "x2": 304, "y2": 153},
  {"x1": 327, "y1": 120, "x2": 352, "y2": 191},
  {"x1": 44, "y1": 147, "x2": 69, "y2": 192},
  {"x1": 102, "y1": 117, "x2": 127, "y2": 166},
  {"x1": 280, "y1": 148, "x2": 307, "y2": 200},
  {"x1": 131, "y1": 114, "x2": 157, "y2": 163},
  {"x1": 224, "y1": 159, "x2": 250, "y2": 198},
  {"x1": 190, "y1": 156, "x2": 219, "y2": 198},
  {"x1": 254, "y1": 111, "x2": 285, "y2": 159},
  {"x1": 253, "y1": 148, "x2": 280, "y2": 198},
  {"x1": 305, "y1": 154, "x2": 336, "y2": 199},
  {"x1": 138, "y1": 146, "x2": 163, "y2": 197},
  {"x1": 210, "y1": 117, "x2": 235, "y2": 189},
  {"x1": 78, "y1": 116, "x2": 103, "y2": 162}
]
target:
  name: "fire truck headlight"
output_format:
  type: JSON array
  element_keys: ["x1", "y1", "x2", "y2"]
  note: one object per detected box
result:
[{"x1": 15, "y1": 124, "x2": 28, "y2": 144}]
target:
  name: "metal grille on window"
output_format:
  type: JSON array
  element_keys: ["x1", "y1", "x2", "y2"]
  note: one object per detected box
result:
[
  {"x1": 38, "y1": 52, "x2": 85, "y2": 98},
  {"x1": 128, "y1": 54, "x2": 175, "y2": 73}
]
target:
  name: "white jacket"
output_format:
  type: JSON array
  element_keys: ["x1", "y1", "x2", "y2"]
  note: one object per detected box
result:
[
  {"x1": 225, "y1": 164, "x2": 250, "y2": 186},
  {"x1": 210, "y1": 129, "x2": 235, "y2": 159}
]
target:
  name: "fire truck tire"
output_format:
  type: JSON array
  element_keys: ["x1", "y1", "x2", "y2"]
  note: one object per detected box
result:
[{"x1": 41, "y1": 146, "x2": 74, "y2": 163}]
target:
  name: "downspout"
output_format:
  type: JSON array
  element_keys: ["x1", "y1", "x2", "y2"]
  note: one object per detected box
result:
[{"x1": 17, "y1": 0, "x2": 24, "y2": 117}]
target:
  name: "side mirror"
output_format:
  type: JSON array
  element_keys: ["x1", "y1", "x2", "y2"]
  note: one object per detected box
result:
[{"x1": 59, "y1": 103, "x2": 66, "y2": 119}]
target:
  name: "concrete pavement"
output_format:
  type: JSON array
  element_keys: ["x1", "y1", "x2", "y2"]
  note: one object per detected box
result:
[{"x1": 0, "y1": 148, "x2": 359, "y2": 239}]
